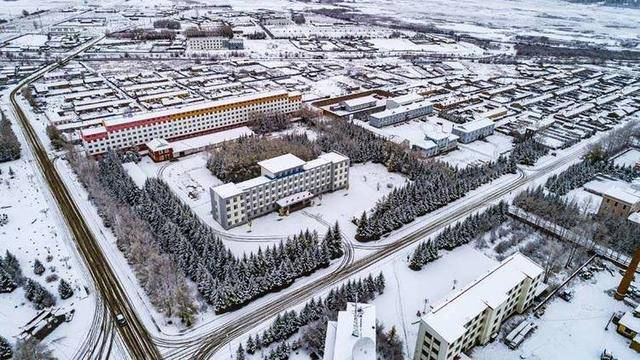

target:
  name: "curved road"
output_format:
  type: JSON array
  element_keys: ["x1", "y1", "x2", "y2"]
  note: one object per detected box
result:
[
  {"x1": 160, "y1": 146, "x2": 587, "y2": 360},
  {"x1": 9, "y1": 34, "x2": 596, "y2": 360}
]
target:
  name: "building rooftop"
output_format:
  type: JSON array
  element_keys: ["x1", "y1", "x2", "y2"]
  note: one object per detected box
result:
[
  {"x1": 342, "y1": 95, "x2": 377, "y2": 108},
  {"x1": 454, "y1": 118, "x2": 495, "y2": 133},
  {"x1": 602, "y1": 186, "x2": 640, "y2": 205},
  {"x1": 102, "y1": 89, "x2": 297, "y2": 129},
  {"x1": 170, "y1": 126, "x2": 254, "y2": 154},
  {"x1": 422, "y1": 253, "x2": 543, "y2": 344},
  {"x1": 387, "y1": 93, "x2": 423, "y2": 106},
  {"x1": 258, "y1": 153, "x2": 306, "y2": 175},
  {"x1": 370, "y1": 100, "x2": 432, "y2": 119},
  {"x1": 237, "y1": 176, "x2": 271, "y2": 190},
  {"x1": 276, "y1": 191, "x2": 314, "y2": 207},
  {"x1": 324, "y1": 303, "x2": 376, "y2": 360},
  {"x1": 619, "y1": 311, "x2": 640, "y2": 334},
  {"x1": 212, "y1": 183, "x2": 243, "y2": 199},
  {"x1": 146, "y1": 138, "x2": 171, "y2": 152}
]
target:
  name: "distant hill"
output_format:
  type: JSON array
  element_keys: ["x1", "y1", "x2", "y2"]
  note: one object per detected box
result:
[{"x1": 566, "y1": 0, "x2": 640, "y2": 8}]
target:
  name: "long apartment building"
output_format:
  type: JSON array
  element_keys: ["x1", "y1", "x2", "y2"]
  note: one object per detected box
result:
[
  {"x1": 369, "y1": 100, "x2": 433, "y2": 128},
  {"x1": 81, "y1": 90, "x2": 302, "y2": 156},
  {"x1": 414, "y1": 253, "x2": 544, "y2": 360},
  {"x1": 210, "y1": 152, "x2": 349, "y2": 229}
]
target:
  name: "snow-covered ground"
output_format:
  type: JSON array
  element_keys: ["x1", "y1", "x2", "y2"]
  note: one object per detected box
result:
[
  {"x1": 440, "y1": 133, "x2": 514, "y2": 168},
  {"x1": 0, "y1": 145, "x2": 95, "y2": 358},
  {"x1": 341, "y1": 0, "x2": 640, "y2": 46},
  {"x1": 564, "y1": 187, "x2": 603, "y2": 215},
  {"x1": 474, "y1": 268, "x2": 639, "y2": 360},
  {"x1": 128, "y1": 153, "x2": 407, "y2": 254}
]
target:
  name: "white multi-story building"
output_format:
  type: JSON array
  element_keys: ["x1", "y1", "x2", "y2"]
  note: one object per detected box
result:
[
  {"x1": 186, "y1": 36, "x2": 227, "y2": 50},
  {"x1": 210, "y1": 152, "x2": 349, "y2": 229},
  {"x1": 414, "y1": 253, "x2": 545, "y2": 360},
  {"x1": 386, "y1": 93, "x2": 424, "y2": 109},
  {"x1": 81, "y1": 90, "x2": 301, "y2": 156},
  {"x1": 369, "y1": 101, "x2": 433, "y2": 128},
  {"x1": 451, "y1": 118, "x2": 495, "y2": 143},
  {"x1": 324, "y1": 302, "x2": 376, "y2": 360}
]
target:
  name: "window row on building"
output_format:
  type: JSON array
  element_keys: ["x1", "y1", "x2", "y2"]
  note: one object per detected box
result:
[
  {"x1": 81, "y1": 90, "x2": 301, "y2": 155},
  {"x1": 210, "y1": 152, "x2": 350, "y2": 229},
  {"x1": 414, "y1": 253, "x2": 545, "y2": 360}
]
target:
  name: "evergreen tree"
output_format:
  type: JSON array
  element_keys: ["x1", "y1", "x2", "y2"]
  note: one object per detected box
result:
[
  {"x1": 12, "y1": 338, "x2": 55, "y2": 360},
  {"x1": 375, "y1": 273, "x2": 385, "y2": 294},
  {"x1": 33, "y1": 259, "x2": 45, "y2": 276},
  {"x1": 0, "y1": 111, "x2": 21, "y2": 163},
  {"x1": 236, "y1": 343, "x2": 246, "y2": 360},
  {"x1": 0, "y1": 335, "x2": 12, "y2": 360},
  {"x1": 58, "y1": 279, "x2": 74, "y2": 300},
  {"x1": 2, "y1": 251, "x2": 23, "y2": 285},
  {"x1": 246, "y1": 335, "x2": 257, "y2": 355},
  {"x1": 24, "y1": 278, "x2": 56, "y2": 310},
  {"x1": 0, "y1": 269, "x2": 16, "y2": 293},
  {"x1": 328, "y1": 222, "x2": 344, "y2": 259}
]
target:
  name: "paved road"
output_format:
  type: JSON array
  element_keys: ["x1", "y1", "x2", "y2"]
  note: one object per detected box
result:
[
  {"x1": 9, "y1": 36, "x2": 160, "y2": 360},
  {"x1": 9, "y1": 33, "x2": 597, "y2": 360},
  {"x1": 157, "y1": 147, "x2": 588, "y2": 359}
]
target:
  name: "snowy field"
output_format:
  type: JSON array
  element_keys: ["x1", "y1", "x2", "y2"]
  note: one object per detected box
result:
[
  {"x1": 440, "y1": 133, "x2": 514, "y2": 168},
  {"x1": 0, "y1": 157, "x2": 95, "y2": 358},
  {"x1": 340, "y1": 0, "x2": 640, "y2": 45},
  {"x1": 564, "y1": 187, "x2": 603, "y2": 215},
  {"x1": 474, "y1": 269, "x2": 639, "y2": 360}
]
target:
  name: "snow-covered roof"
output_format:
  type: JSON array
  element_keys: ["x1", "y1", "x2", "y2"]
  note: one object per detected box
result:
[
  {"x1": 258, "y1": 153, "x2": 306, "y2": 175},
  {"x1": 453, "y1": 118, "x2": 494, "y2": 133},
  {"x1": 619, "y1": 311, "x2": 640, "y2": 334},
  {"x1": 211, "y1": 183, "x2": 243, "y2": 199},
  {"x1": 370, "y1": 101, "x2": 432, "y2": 120},
  {"x1": 342, "y1": 95, "x2": 377, "y2": 108},
  {"x1": 423, "y1": 129, "x2": 451, "y2": 142},
  {"x1": 586, "y1": 178, "x2": 640, "y2": 205},
  {"x1": 602, "y1": 187, "x2": 640, "y2": 205},
  {"x1": 146, "y1": 138, "x2": 171, "y2": 152},
  {"x1": 275, "y1": 191, "x2": 314, "y2": 207},
  {"x1": 81, "y1": 126, "x2": 107, "y2": 137},
  {"x1": 422, "y1": 253, "x2": 543, "y2": 344},
  {"x1": 103, "y1": 90, "x2": 297, "y2": 128},
  {"x1": 324, "y1": 303, "x2": 376, "y2": 360},
  {"x1": 170, "y1": 126, "x2": 254, "y2": 154},
  {"x1": 387, "y1": 93, "x2": 423, "y2": 106},
  {"x1": 317, "y1": 152, "x2": 349, "y2": 164}
]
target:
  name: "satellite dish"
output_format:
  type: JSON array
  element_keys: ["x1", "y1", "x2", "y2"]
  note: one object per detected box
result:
[{"x1": 352, "y1": 337, "x2": 375, "y2": 360}]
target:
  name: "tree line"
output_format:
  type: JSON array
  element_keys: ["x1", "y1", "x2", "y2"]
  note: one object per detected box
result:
[
  {"x1": 238, "y1": 273, "x2": 386, "y2": 359},
  {"x1": 509, "y1": 134, "x2": 549, "y2": 166},
  {"x1": 514, "y1": 186, "x2": 640, "y2": 255},
  {"x1": 72, "y1": 151, "x2": 345, "y2": 316},
  {"x1": 0, "y1": 111, "x2": 21, "y2": 163},
  {"x1": 207, "y1": 133, "x2": 320, "y2": 183},
  {"x1": 310, "y1": 119, "x2": 516, "y2": 241},
  {"x1": 546, "y1": 123, "x2": 640, "y2": 195},
  {"x1": 409, "y1": 202, "x2": 509, "y2": 270}
]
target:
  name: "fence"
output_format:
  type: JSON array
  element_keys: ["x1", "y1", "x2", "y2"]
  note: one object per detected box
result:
[{"x1": 508, "y1": 205, "x2": 632, "y2": 267}]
